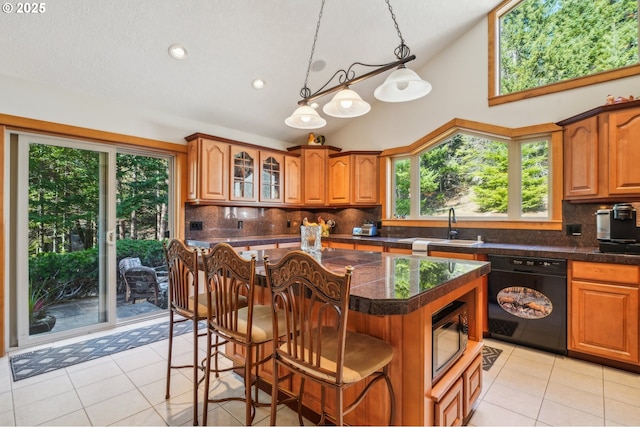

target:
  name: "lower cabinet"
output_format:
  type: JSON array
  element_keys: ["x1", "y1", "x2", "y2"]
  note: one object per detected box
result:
[
  {"x1": 433, "y1": 353, "x2": 482, "y2": 426},
  {"x1": 569, "y1": 261, "x2": 640, "y2": 364},
  {"x1": 463, "y1": 354, "x2": 483, "y2": 417},
  {"x1": 435, "y1": 378, "x2": 464, "y2": 426}
]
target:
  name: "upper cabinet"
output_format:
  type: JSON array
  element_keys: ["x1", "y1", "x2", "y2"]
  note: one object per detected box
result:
[
  {"x1": 328, "y1": 153, "x2": 380, "y2": 205},
  {"x1": 284, "y1": 155, "x2": 301, "y2": 205},
  {"x1": 259, "y1": 152, "x2": 284, "y2": 203},
  {"x1": 301, "y1": 147, "x2": 331, "y2": 205},
  {"x1": 186, "y1": 133, "x2": 380, "y2": 207},
  {"x1": 230, "y1": 146, "x2": 258, "y2": 202},
  {"x1": 186, "y1": 136, "x2": 229, "y2": 202},
  {"x1": 608, "y1": 108, "x2": 640, "y2": 195},
  {"x1": 558, "y1": 100, "x2": 640, "y2": 202},
  {"x1": 563, "y1": 116, "x2": 599, "y2": 199}
]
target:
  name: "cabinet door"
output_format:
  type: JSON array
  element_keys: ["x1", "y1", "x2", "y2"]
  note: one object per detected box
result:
[
  {"x1": 328, "y1": 156, "x2": 350, "y2": 204},
  {"x1": 352, "y1": 154, "x2": 379, "y2": 204},
  {"x1": 434, "y1": 377, "x2": 464, "y2": 426},
  {"x1": 563, "y1": 117, "x2": 599, "y2": 199},
  {"x1": 230, "y1": 146, "x2": 258, "y2": 201},
  {"x1": 189, "y1": 138, "x2": 229, "y2": 202},
  {"x1": 608, "y1": 109, "x2": 640, "y2": 195},
  {"x1": 463, "y1": 354, "x2": 482, "y2": 418},
  {"x1": 570, "y1": 279, "x2": 639, "y2": 363},
  {"x1": 303, "y1": 149, "x2": 327, "y2": 205},
  {"x1": 284, "y1": 155, "x2": 301, "y2": 204},
  {"x1": 259, "y1": 152, "x2": 284, "y2": 203}
]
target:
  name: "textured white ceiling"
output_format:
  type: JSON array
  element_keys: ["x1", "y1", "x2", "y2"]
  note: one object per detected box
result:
[{"x1": 1, "y1": 0, "x2": 502, "y2": 144}]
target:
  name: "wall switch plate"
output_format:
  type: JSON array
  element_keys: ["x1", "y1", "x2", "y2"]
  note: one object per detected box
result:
[
  {"x1": 189, "y1": 221, "x2": 203, "y2": 231},
  {"x1": 566, "y1": 224, "x2": 581, "y2": 236}
]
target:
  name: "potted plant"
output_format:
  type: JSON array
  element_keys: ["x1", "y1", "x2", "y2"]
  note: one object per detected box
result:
[{"x1": 29, "y1": 283, "x2": 56, "y2": 334}]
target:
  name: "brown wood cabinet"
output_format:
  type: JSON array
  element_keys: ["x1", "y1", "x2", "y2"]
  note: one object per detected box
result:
[
  {"x1": 230, "y1": 145, "x2": 258, "y2": 202},
  {"x1": 563, "y1": 116, "x2": 600, "y2": 199},
  {"x1": 301, "y1": 147, "x2": 328, "y2": 205},
  {"x1": 608, "y1": 108, "x2": 640, "y2": 195},
  {"x1": 328, "y1": 153, "x2": 380, "y2": 205},
  {"x1": 259, "y1": 152, "x2": 284, "y2": 203},
  {"x1": 328, "y1": 155, "x2": 350, "y2": 204},
  {"x1": 434, "y1": 378, "x2": 463, "y2": 426},
  {"x1": 559, "y1": 100, "x2": 640, "y2": 201},
  {"x1": 569, "y1": 261, "x2": 639, "y2": 364},
  {"x1": 186, "y1": 136, "x2": 229, "y2": 202},
  {"x1": 186, "y1": 133, "x2": 305, "y2": 206},
  {"x1": 284, "y1": 155, "x2": 301, "y2": 204}
]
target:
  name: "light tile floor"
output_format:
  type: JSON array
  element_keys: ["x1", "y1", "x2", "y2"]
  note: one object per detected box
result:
[{"x1": 2, "y1": 318, "x2": 640, "y2": 426}]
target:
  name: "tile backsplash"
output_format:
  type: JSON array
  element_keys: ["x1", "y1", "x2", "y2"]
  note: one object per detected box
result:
[
  {"x1": 184, "y1": 205, "x2": 381, "y2": 240},
  {"x1": 185, "y1": 201, "x2": 635, "y2": 248}
]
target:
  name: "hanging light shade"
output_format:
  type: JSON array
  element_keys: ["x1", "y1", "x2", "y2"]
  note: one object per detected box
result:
[
  {"x1": 374, "y1": 67, "x2": 432, "y2": 102},
  {"x1": 285, "y1": 105, "x2": 327, "y2": 129},
  {"x1": 322, "y1": 88, "x2": 371, "y2": 118},
  {"x1": 285, "y1": 0, "x2": 431, "y2": 129}
]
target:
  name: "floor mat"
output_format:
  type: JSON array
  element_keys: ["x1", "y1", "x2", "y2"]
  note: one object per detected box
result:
[
  {"x1": 482, "y1": 345, "x2": 503, "y2": 371},
  {"x1": 10, "y1": 321, "x2": 203, "y2": 382}
]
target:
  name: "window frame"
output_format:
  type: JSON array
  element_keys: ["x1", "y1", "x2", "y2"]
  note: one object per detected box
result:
[
  {"x1": 488, "y1": 0, "x2": 640, "y2": 106},
  {"x1": 381, "y1": 119, "x2": 563, "y2": 231}
]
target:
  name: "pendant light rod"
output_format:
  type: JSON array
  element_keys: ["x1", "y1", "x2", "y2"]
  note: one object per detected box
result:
[{"x1": 297, "y1": 54, "x2": 416, "y2": 106}]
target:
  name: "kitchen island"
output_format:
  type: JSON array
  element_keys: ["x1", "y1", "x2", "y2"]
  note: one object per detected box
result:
[{"x1": 229, "y1": 247, "x2": 489, "y2": 426}]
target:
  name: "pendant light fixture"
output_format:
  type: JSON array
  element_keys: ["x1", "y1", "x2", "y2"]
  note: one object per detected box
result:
[{"x1": 285, "y1": 0, "x2": 431, "y2": 129}]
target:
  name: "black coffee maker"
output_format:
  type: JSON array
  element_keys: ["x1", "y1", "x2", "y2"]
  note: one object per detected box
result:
[
  {"x1": 598, "y1": 203, "x2": 640, "y2": 254},
  {"x1": 610, "y1": 203, "x2": 639, "y2": 243}
]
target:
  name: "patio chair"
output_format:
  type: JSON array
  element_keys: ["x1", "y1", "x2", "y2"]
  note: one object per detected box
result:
[
  {"x1": 121, "y1": 265, "x2": 161, "y2": 306},
  {"x1": 119, "y1": 257, "x2": 168, "y2": 307}
]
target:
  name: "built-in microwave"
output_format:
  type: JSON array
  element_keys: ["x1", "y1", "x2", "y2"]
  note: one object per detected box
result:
[{"x1": 432, "y1": 300, "x2": 468, "y2": 383}]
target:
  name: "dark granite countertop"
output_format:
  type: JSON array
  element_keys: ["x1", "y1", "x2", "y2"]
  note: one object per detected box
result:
[
  {"x1": 186, "y1": 234, "x2": 640, "y2": 266},
  {"x1": 235, "y1": 247, "x2": 489, "y2": 316}
]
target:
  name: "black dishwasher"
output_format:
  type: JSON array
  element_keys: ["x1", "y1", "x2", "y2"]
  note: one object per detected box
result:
[{"x1": 488, "y1": 255, "x2": 567, "y2": 355}]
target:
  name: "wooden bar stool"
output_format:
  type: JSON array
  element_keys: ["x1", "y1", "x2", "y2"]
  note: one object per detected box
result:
[
  {"x1": 201, "y1": 243, "x2": 286, "y2": 425},
  {"x1": 163, "y1": 239, "x2": 207, "y2": 426},
  {"x1": 264, "y1": 250, "x2": 396, "y2": 426}
]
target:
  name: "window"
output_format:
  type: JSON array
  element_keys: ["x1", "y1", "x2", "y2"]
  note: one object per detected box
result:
[
  {"x1": 490, "y1": 0, "x2": 639, "y2": 104},
  {"x1": 392, "y1": 132, "x2": 550, "y2": 220}
]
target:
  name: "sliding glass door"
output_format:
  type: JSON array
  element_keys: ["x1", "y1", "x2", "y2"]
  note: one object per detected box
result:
[
  {"x1": 11, "y1": 134, "x2": 172, "y2": 347},
  {"x1": 16, "y1": 134, "x2": 116, "y2": 345}
]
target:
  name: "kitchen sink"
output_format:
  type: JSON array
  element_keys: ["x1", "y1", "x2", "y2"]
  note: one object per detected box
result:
[
  {"x1": 429, "y1": 239, "x2": 483, "y2": 247},
  {"x1": 397, "y1": 237, "x2": 483, "y2": 248}
]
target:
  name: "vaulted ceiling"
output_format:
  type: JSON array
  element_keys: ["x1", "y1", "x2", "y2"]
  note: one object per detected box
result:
[{"x1": 1, "y1": 0, "x2": 503, "y2": 144}]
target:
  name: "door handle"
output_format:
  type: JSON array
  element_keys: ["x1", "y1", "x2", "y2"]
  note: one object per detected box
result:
[{"x1": 106, "y1": 230, "x2": 116, "y2": 245}]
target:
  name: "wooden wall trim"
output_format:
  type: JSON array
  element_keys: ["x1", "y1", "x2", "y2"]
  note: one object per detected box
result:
[
  {"x1": 379, "y1": 118, "x2": 561, "y2": 158},
  {"x1": 0, "y1": 125, "x2": 5, "y2": 357},
  {"x1": 0, "y1": 113, "x2": 187, "y2": 154}
]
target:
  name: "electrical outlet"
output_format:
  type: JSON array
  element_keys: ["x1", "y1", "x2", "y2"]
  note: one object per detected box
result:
[
  {"x1": 238, "y1": 220, "x2": 243, "y2": 229},
  {"x1": 287, "y1": 219, "x2": 291, "y2": 228},
  {"x1": 189, "y1": 221, "x2": 203, "y2": 231},
  {"x1": 566, "y1": 224, "x2": 581, "y2": 236}
]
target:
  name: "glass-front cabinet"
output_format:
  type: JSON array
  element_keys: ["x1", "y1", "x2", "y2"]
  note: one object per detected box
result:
[
  {"x1": 260, "y1": 152, "x2": 284, "y2": 203},
  {"x1": 230, "y1": 146, "x2": 258, "y2": 201}
]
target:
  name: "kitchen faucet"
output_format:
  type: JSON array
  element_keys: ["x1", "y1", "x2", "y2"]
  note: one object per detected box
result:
[{"x1": 447, "y1": 207, "x2": 458, "y2": 240}]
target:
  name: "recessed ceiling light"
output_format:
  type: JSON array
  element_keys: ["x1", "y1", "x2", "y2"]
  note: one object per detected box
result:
[
  {"x1": 251, "y1": 78, "x2": 266, "y2": 89},
  {"x1": 168, "y1": 44, "x2": 188, "y2": 60}
]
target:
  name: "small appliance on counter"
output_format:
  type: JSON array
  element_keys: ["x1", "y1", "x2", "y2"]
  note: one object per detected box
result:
[
  {"x1": 352, "y1": 223, "x2": 378, "y2": 236},
  {"x1": 596, "y1": 203, "x2": 640, "y2": 254}
]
